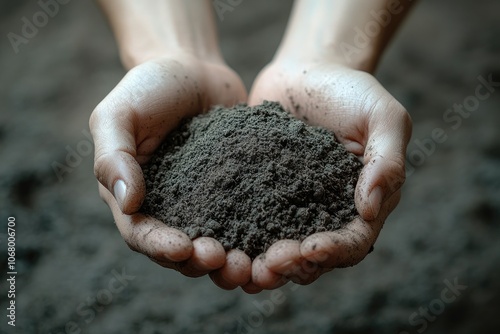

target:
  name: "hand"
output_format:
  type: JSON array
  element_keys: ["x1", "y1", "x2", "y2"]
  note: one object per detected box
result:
[
  {"x1": 246, "y1": 60, "x2": 412, "y2": 289},
  {"x1": 90, "y1": 54, "x2": 253, "y2": 286}
]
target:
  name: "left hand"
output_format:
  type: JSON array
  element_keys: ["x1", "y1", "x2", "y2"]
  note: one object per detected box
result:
[
  {"x1": 244, "y1": 60, "x2": 412, "y2": 291},
  {"x1": 90, "y1": 55, "x2": 252, "y2": 288}
]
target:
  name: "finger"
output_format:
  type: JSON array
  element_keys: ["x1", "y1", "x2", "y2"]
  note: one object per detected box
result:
[
  {"x1": 264, "y1": 240, "x2": 302, "y2": 275},
  {"x1": 217, "y1": 249, "x2": 252, "y2": 286},
  {"x1": 241, "y1": 281, "x2": 264, "y2": 294},
  {"x1": 288, "y1": 264, "x2": 329, "y2": 286},
  {"x1": 159, "y1": 237, "x2": 226, "y2": 278},
  {"x1": 300, "y1": 190, "x2": 401, "y2": 268},
  {"x1": 264, "y1": 241, "x2": 327, "y2": 285},
  {"x1": 147, "y1": 256, "x2": 178, "y2": 270},
  {"x1": 100, "y1": 184, "x2": 193, "y2": 263},
  {"x1": 209, "y1": 271, "x2": 239, "y2": 290},
  {"x1": 356, "y1": 99, "x2": 412, "y2": 221},
  {"x1": 252, "y1": 254, "x2": 289, "y2": 290},
  {"x1": 300, "y1": 223, "x2": 367, "y2": 269},
  {"x1": 188, "y1": 237, "x2": 226, "y2": 271},
  {"x1": 144, "y1": 237, "x2": 225, "y2": 280},
  {"x1": 90, "y1": 98, "x2": 145, "y2": 215},
  {"x1": 209, "y1": 250, "x2": 251, "y2": 290}
]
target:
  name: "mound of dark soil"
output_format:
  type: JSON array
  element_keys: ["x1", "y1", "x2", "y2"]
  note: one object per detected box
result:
[{"x1": 141, "y1": 101, "x2": 362, "y2": 259}]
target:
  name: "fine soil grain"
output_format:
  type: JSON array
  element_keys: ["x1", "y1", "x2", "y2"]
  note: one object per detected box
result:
[{"x1": 141, "y1": 101, "x2": 363, "y2": 259}]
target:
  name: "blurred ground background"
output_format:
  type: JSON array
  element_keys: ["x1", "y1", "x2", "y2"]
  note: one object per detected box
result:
[{"x1": 1, "y1": 0, "x2": 499, "y2": 333}]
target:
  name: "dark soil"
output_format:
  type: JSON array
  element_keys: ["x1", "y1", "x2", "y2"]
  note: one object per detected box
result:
[{"x1": 141, "y1": 101, "x2": 363, "y2": 259}]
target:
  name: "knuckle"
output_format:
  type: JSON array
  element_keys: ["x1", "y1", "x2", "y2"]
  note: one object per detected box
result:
[
  {"x1": 396, "y1": 106, "x2": 413, "y2": 141},
  {"x1": 123, "y1": 238, "x2": 140, "y2": 253},
  {"x1": 89, "y1": 103, "x2": 108, "y2": 128},
  {"x1": 89, "y1": 105, "x2": 99, "y2": 126},
  {"x1": 401, "y1": 108, "x2": 413, "y2": 129},
  {"x1": 388, "y1": 100, "x2": 413, "y2": 137},
  {"x1": 97, "y1": 184, "x2": 108, "y2": 201},
  {"x1": 382, "y1": 156, "x2": 407, "y2": 191},
  {"x1": 92, "y1": 153, "x2": 110, "y2": 184}
]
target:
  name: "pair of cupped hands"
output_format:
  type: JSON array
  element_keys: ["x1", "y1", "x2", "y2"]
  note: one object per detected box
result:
[{"x1": 89, "y1": 53, "x2": 411, "y2": 293}]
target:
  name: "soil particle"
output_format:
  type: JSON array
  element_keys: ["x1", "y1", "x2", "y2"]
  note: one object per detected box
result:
[{"x1": 141, "y1": 101, "x2": 362, "y2": 259}]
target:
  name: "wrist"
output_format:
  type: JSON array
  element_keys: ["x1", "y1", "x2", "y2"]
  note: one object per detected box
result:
[
  {"x1": 274, "y1": 45, "x2": 380, "y2": 73},
  {"x1": 120, "y1": 43, "x2": 224, "y2": 71},
  {"x1": 99, "y1": 0, "x2": 224, "y2": 70},
  {"x1": 274, "y1": 0, "x2": 416, "y2": 74}
]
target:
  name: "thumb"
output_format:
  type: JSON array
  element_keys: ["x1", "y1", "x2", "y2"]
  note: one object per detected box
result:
[
  {"x1": 355, "y1": 100, "x2": 412, "y2": 221},
  {"x1": 90, "y1": 102, "x2": 145, "y2": 215}
]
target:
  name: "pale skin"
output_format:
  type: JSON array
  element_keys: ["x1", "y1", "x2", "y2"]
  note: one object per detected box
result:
[{"x1": 91, "y1": 0, "x2": 414, "y2": 293}]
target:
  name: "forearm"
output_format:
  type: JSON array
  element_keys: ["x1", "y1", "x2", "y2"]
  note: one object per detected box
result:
[
  {"x1": 97, "y1": 0, "x2": 223, "y2": 69},
  {"x1": 276, "y1": 0, "x2": 417, "y2": 73}
]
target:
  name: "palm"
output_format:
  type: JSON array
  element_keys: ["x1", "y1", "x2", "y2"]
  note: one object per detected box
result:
[
  {"x1": 100, "y1": 56, "x2": 247, "y2": 164},
  {"x1": 250, "y1": 62, "x2": 391, "y2": 155}
]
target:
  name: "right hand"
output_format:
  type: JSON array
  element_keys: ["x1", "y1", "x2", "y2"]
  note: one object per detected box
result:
[
  {"x1": 246, "y1": 60, "x2": 411, "y2": 290},
  {"x1": 90, "y1": 54, "x2": 252, "y2": 288}
]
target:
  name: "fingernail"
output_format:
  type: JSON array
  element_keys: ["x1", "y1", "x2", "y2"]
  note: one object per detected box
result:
[
  {"x1": 113, "y1": 179, "x2": 126, "y2": 211},
  {"x1": 368, "y1": 186, "x2": 383, "y2": 219}
]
